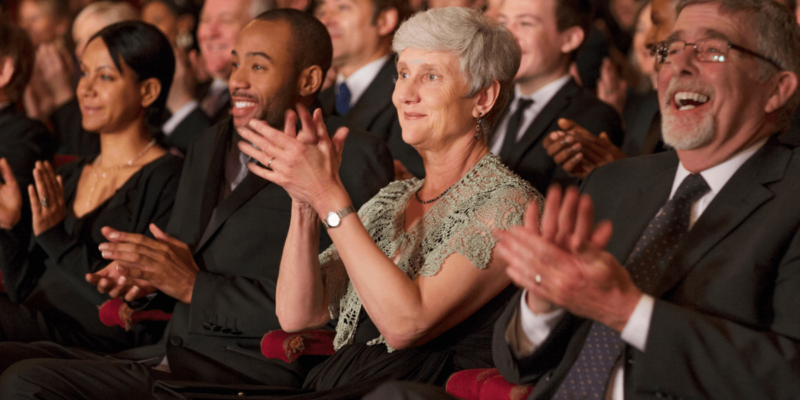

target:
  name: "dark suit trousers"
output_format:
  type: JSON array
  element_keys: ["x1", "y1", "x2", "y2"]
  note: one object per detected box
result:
[
  {"x1": 362, "y1": 381, "x2": 457, "y2": 400},
  {"x1": 0, "y1": 341, "x2": 167, "y2": 399}
]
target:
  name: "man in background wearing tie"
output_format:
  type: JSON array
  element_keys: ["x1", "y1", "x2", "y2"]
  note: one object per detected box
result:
[
  {"x1": 493, "y1": 0, "x2": 623, "y2": 193},
  {"x1": 315, "y1": 0, "x2": 423, "y2": 179}
]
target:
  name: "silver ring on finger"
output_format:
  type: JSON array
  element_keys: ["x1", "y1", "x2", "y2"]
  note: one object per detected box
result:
[
  {"x1": 40, "y1": 197, "x2": 49, "y2": 208},
  {"x1": 267, "y1": 158, "x2": 274, "y2": 170},
  {"x1": 534, "y1": 274, "x2": 542, "y2": 285}
]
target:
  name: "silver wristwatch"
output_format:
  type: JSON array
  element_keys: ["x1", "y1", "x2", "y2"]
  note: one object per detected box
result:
[{"x1": 322, "y1": 205, "x2": 356, "y2": 229}]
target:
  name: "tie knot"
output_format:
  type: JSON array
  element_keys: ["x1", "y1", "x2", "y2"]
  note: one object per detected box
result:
[
  {"x1": 517, "y1": 98, "x2": 534, "y2": 110},
  {"x1": 335, "y1": 82, "x2": 352, "y2": 115},
  {"x1": 673, "y1": 173, "x2": 710, "y2": 204}
]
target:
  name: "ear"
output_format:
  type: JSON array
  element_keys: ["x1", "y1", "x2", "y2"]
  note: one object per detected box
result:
[
  {"x1": 558, "y1": 26, "x2": 585, "y2": 55},
  {"x1": 297, "y1": 65, "x2": 324, "y2": 97},
  {"x1": 375, "y1": 7, "x2": 399, "y2": 37},
  {"x1": 472, "y1": 78, "x2": 501, "y2": 118},
  {"x1": 0, "y1": 57, "x2": 14, "y2": 89},
  {"x1": 765, "y1": 70, "x2": 798, "y2": 114},
  {"x1": 139, "y1": 77, "x2": 162, "y2": 108}
]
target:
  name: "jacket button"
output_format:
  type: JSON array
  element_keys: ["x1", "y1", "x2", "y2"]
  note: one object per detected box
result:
[
  {"x1": 231, "y1": 329, "x2": 243, "y2": 335},
  {"x1": 211, "y1": 324, "x2": 222, "y2": 332},
  {"x1": 170, "y1": 336, "x2": 183, "y2": 347},
  {"x1": 221, "y1": 327, "x2": 232, "y2": 334},
  {"x1": 238, "y1": 392, "x2": 245, "y2": 397},
  {"x1": 202, "y1": 322, "x2": 212, "y2": 330}
]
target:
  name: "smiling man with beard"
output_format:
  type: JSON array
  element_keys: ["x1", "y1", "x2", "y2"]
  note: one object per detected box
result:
[
  {"x1": 365, "y1": 0, "x2": 800, "y2": 399},
  {"x1": 0, "y1": 9, "x2": 393, "y2": 399}
]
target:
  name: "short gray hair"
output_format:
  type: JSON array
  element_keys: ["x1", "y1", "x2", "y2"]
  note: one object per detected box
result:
[
  {"x1": 677, "y1": 0, "x2": 800, "y2": 131},
  {"x1": 392, "y1": 7, "x2": 521, "y2": 141}
]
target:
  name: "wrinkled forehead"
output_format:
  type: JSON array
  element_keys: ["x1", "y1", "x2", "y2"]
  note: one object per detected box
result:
[{"x1": 672, "y1": 3, "x2": 751, "y2": 46}]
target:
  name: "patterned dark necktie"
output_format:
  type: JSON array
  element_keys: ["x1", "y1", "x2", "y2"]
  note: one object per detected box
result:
[
  {"x1": 499, "y1": 98, "x2": 534, "y2": 161},
  {"x1": 335, "y1": 82, "x2": 352, "y2": 115},
  {"x1": 551, "y1": 173, "x2": 710, "y2": 400}
]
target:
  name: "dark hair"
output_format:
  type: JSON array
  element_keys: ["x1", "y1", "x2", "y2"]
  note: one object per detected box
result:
[
  {"x1": 0, "y1": 18, "x2": 35, "y2": 103},
  {"x1": 255, "y1": 9, "x2": 332, "y2": 95},
  {"x1": 555, "y1": 0, "x2": 593, "y2": 54},
  {"x1": 88, "y1": 21, "x2": 175, "y2": 133},
  {"x1": 370, "y1": 0, "x2": 412, "y2": 34},
  {"x1": 142, "y1": 0, "x2": 199, "y2": 18}
]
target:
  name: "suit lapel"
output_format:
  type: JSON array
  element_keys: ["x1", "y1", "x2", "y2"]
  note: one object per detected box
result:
[
  {"x1": 195, "y1": 171, "x2": 270, "y2": 253},
  {"x1": 196, "y1": 122, "x2": 230, "y2": 249},
  {"x1": 606, "y1": 159, "x2": 678, "y2": 263},
  {"x1": 319, "y1": 86, "x2": 336, "y2": 117},
  {"x1": 344, "y1": 59, "x2": 396, "y2": 133},
  {"x1": 654, "y1": 139, "x2": 791, "y2": 297},
  {"x1": 506, "y1": 80, "x2": 580, "y2": 167}
]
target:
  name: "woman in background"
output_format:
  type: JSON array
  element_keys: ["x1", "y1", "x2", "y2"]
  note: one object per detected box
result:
[{"x1": 0, "y1": 21, "x2": 182, "y2": 355}]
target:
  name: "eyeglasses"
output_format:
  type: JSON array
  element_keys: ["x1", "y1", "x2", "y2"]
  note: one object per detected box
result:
[{"x1": 655, "y1": 38, "x2": 783, "y2": 70}]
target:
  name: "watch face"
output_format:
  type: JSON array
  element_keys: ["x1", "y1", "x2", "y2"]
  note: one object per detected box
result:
[{"x1": 327, "y1": 212, "x2": 341, "y2": 227}]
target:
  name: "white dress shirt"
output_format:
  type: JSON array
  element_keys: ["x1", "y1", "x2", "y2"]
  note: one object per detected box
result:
[
  {"x1": 335, "y1": 55, "x2": 390, "y2": 107},
  {"x1": 490, "y1": 75, "x2": 572, "y2": 155},
  {"x1": 514, "y1": 138, "x2": 768, "y2": 399}
]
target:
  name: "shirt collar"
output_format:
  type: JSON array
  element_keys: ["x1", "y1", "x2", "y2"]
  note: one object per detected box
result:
[
  {"x1": 670, "y1": 138, "x2": 768, "y2": 200},
  {"x1": 336, "y1": 55, "x2": 391, "y2": 106},
  {"x1": 514, "y1": 74, "x2": 571, "y2": 107}
]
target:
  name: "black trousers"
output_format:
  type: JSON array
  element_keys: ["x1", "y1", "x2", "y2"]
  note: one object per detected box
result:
[
  {"x1": 362, "y1": 381, "x2": 458, "y2": 400},
  {"x1": 0, "y1": 341, "x2": 166, "y2": 399}
]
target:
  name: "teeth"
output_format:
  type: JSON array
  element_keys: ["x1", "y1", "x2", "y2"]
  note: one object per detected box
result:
[
  {"x1": 674, "y1": 91, "x2": 709, "y2": 109},
  {"x1": 235, "y1": 101, "x2": 255, "y2": 108}
]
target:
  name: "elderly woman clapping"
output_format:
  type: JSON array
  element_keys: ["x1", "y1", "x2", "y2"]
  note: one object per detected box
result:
[{"x1": 238, "y1": 7, "x2": 542, "y2": 396}]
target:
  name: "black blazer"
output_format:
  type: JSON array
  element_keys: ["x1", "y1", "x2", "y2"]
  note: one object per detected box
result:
[
  {"x1": 163, "y1": 106, "x2": 212, "y2": 155},
  {"x1": 320, "y1": 59, "x2": 425, "y2": 178},
  {"x1": 493, "y1": 137, "x2": 800, "y2": 400},
  {"x1": 115, "y1": 116, "x2": 394, "y2": 386},
  {"x1": 496, "y1": 79, "x2": 624, "y2": 193}
]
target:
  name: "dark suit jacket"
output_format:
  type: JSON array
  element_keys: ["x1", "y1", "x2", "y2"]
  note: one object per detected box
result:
[
  {"x1": 115, "y1": 115, "x2": 393, "y2": 386},
  {"x1": 496, "y1": 79, "x2": 623, "y2": 193},
  {"x1": 320, "y1": 59, "x2": 425, "y2": 178},
  {"x1": 163, "y1": 106, "x2": 212, "y2": 155},
  {"x1": 493, "y1": 137, "x2": 800, "y2": 400},
  {"x1": 620, "y1": 90, "x2": 663, "y2": 157}
]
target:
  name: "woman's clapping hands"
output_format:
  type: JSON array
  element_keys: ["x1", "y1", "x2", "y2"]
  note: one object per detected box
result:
[
  {"x1": 29, "y1": 161, "x2": 66, "y2": 236},
  {"x1": 237, "y1": 104, "x2": 349, "y2": 211}
]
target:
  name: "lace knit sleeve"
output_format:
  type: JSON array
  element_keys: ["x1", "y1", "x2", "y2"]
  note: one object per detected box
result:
[{"x1": 417, "y1": 182, "x2": 540, "y2": 277}]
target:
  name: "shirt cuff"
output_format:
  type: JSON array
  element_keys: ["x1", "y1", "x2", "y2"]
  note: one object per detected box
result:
[
  {"x1": 163, "y1": 101, "x2": 199, "y2": 135},
  {"x1": 620, "y1": 294, "x2": 654, "y2": 352},
  {"x1": 518, "y1": 289, "x2": 565, "y2": 346}
]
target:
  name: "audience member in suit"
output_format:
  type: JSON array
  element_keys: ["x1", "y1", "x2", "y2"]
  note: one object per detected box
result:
[
  {"x1": 543, "y1": 0, "x2": 678, "y2": 178},
  {"x1": 491, "y1": 0, "x2": 624, "y2": 193},
  {"x1": 159, "y1": 0, "x2": 276, "y2": 152},
  {"x1": 0, "y1": 21, "x2": 54, "y2": 248},
  {"x1": 0, "y1": 10, "x2": 393, "y2": 398},
  {"x1": 316, "y1": 0, "x2": 425, "y2": 179},
  {"x1": 364, "y1": 2, "x2": 800, "y2": 399},
  {"x1": 47, "y1": 1, "x2": 139, "y2": 159},
  {"x1": 0, "y1": 22, "x2": 182, "y2": 354},
  {"x1": 491, "y1": 1, "x2": 800, "y2": 399}
]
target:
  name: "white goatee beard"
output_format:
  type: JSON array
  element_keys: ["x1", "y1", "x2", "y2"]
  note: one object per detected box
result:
[{"x1": 662, "y1": 108, "x2": 715, "y2": 150}]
